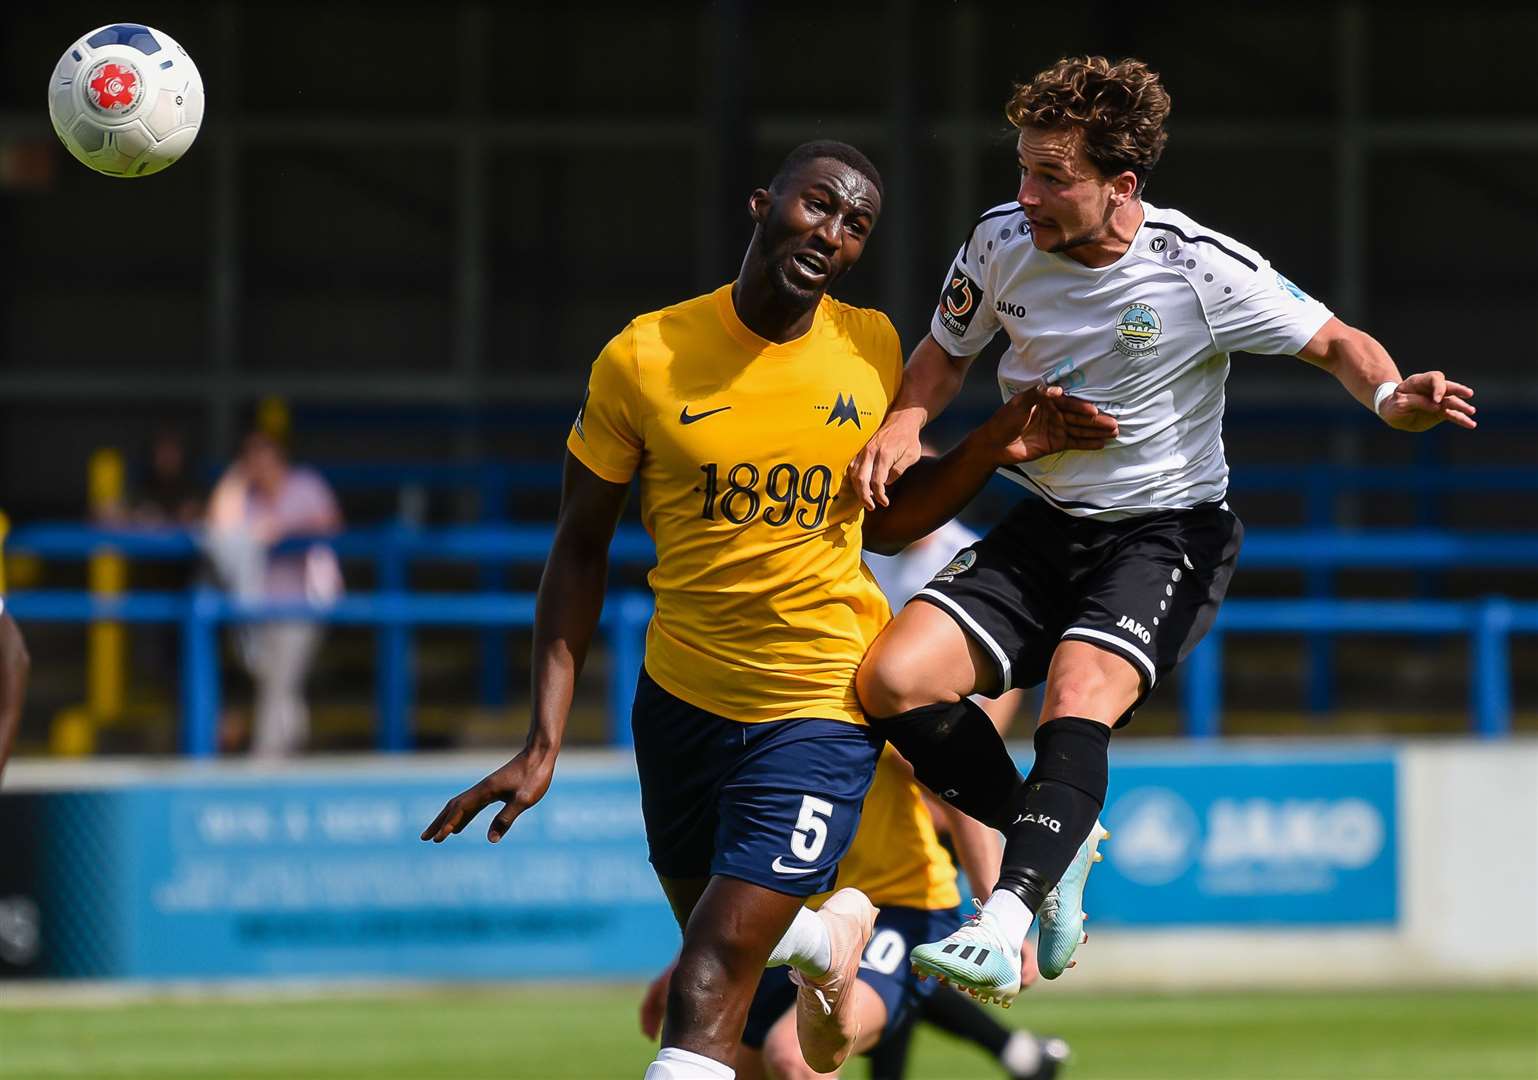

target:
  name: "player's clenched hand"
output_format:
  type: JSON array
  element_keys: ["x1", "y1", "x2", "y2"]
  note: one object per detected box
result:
[
  {"x1": 847, "y1": 408, "x2": 925, "y2": 511},
  {"x1": 976, "y1": 386, "x2": 1118, "y2": 465},
  {"x1": 1378, "y1": 371, "x2": 1477, "y2": 432},
  {"x1": 639, "y1": 961, "x2": 676, "y2": 1040},
  {"x1": 419, "y1": 748, "x2": 555, "y2": 844}
]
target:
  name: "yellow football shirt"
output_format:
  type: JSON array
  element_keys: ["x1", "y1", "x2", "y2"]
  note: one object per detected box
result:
[
  {"x1": 567, "y1": 283, "x2": 903, "y2": 726},
  {"x1": 815, "y1": 746, "x2": 962, "y2": 912}
]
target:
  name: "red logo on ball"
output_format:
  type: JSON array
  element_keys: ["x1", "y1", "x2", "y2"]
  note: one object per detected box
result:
[{"x1": 87, "y1": 62, "x2": 139, "y2": 111}]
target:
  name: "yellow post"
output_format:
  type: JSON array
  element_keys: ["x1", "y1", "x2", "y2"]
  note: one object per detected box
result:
[
  {"x1": 86, "y1": 448, "x2": 126, "y2": 724},
  {"x1": 257, "y1": 396, "x2": 291, "y2": 445},
  {"x1": 0, "y1": 511, "x2": 8, "y2": 593}
]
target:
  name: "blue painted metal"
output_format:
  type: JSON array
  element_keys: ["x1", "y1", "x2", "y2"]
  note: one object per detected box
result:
[
  {"x1": 1473, "y1": 598, "x2": 1514, "y2": 738},
  {"x1": 1179, "y1": 598, "x2": 1538, "y2": 737},
  {"x1": 374, "y1": 530, "x2": 412, "y2": 752},
  {"x1": 14, "y1": 523, "x2": 1538, "y2": 572},
  {"x1": 8, "y1": 520, "x2": 1538, "y2": 746},
  {"x1": 602, "y1": 592, "x2": 655, "y2": 748},
  {"x1": 3, "y1": 589, "x2": 1532, "y2": 748},
  {"x1": 180, "y1": 588, "x2": 221, "y2": 757},
  {"x1": 1181, "y1": 634, "x2": 1223, "y2": 740}
]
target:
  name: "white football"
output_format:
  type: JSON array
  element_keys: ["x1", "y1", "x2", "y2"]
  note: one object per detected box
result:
[{"x1": 47, "y1": 23, "x2": 204, "y2": 178}]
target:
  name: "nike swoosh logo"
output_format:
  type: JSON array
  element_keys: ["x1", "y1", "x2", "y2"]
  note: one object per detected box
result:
[
  {"x1": 680, "y1": 405, "x2": 732, "y2": 425},
  {"x1": 770, "y1": 857, "x2": 819, "y2": 876}
]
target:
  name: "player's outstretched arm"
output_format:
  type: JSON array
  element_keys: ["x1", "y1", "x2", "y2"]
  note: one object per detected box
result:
[
  {"x1": 421, "y1": 454, "x2": 629, "y2": 844},
  {"x1": 1298, "y1": 317, "x2": 1476, "y2": 432},
  {"x1": 849, "y1": 335, "x2": 978, "y2": 511},
  {"x1": 0, "y1": 613, "x2": 30, "y2": 786},
  {"x1": 864, "y1": 386, "x2": 1118, "y2": 554}
]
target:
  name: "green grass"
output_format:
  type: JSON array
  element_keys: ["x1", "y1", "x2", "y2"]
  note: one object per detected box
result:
[{"x1": 1, "y1": 986, "x2": 1534, "y2": 1080}]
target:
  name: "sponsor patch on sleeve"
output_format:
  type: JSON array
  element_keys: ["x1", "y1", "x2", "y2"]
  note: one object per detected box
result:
[{"x1": 937, "y1": 264, "x2": 983, "y2": 337}]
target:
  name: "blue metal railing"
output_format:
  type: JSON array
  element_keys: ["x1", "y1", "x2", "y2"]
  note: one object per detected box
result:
[
  {"x1": 4, "y1": 588, "x2": 1534, "y2": 747},
  {"x1": 1179, "y1": 597, "x2": 1538, "y2": 739},
  {"x1": 4, "y1": 587, "x2": 654, "y2": 756},
  {"x1": 7, "y1": 523, "x2": 1537, "y2": 746}
]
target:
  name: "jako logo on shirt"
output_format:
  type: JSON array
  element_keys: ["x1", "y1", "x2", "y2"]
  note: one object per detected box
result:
[
  {"x1": 995, "y1": 298, "x2": 1027, "y2": 318},
  {"x1": 1116, "y1": 614, "x2": 1152, "y2": 644}
]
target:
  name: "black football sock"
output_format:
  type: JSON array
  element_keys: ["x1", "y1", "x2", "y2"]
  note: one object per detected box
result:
[
  {"x1": 870, "y1": 698, "x2": 1024, "y2": 828},
  {"x1": 994, "y1": 716, "x2": 1111, "y2": 911},
  {"x1": 920, "y1": 983, "x2": 1012, "y2": 1057}
]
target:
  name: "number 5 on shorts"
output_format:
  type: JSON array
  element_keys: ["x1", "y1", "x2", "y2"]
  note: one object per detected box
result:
[{"x1": 790, "y1": 795, "x2": 834, "y2": 861}]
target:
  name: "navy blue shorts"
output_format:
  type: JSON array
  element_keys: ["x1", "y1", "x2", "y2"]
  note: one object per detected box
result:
[
  {"x1": 741, "y1": 905, "x2": 965, "y2": 1051},
  {"x1": 631, "y1": 667, "x2": 883, "y2": 897}
]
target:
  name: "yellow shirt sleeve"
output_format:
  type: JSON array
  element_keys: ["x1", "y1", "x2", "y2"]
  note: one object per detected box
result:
[{"x1": 566, "y1": 324, "x2": 644, "y2": 484}]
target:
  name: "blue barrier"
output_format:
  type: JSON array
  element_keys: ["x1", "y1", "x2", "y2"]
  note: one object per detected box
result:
[
  {"x1": 4, "y1": 587, "x2": 1535, "y2": 749},
  {"x1": 1179, "y1": 598, "x2": 1538, "y2": 739},
  {"x1": 5, "y1": 522, "x2": 658, "y2": 720},
  {"x1": 8, "y1": 524, "x2": 1538, "y2": 744},
  {"x1": 4, "y1": 588, "x2": 654, "y2": 757},
  {"x1": 12, "y1": 522, "x2": 1538, "y2": 573}
]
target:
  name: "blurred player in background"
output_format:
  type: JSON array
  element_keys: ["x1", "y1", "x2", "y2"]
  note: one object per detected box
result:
[
  {"x1": 847, "y1": 55, "x2": 1478, "y2": 1005},
  {"x1": 0, "y1": 605, "x2": 30, "y2": 784},
  {"x1": 640, "y1": 745, "x2": 1070, "y2": 1080},
  {"x1": 422, "y1": 140, "x2": 1114, "y2": 1080}
]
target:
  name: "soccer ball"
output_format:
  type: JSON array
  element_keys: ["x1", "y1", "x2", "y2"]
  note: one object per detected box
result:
[{"x1": 47, "y1": 24, "x2": 204, "y2": 178}]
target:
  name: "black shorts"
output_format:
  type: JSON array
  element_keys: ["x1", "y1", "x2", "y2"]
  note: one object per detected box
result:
[
  {"x1": 911, "y1": 497, "x2": 1242, "y2": 724},
  {"x1": 631, "y1": 668, "x2": 883, "y2": 897}
]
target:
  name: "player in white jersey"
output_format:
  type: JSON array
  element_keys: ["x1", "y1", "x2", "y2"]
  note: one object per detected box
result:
[{"x1": 845, "y1": 56, "x2": 1477, "y2": 1005}]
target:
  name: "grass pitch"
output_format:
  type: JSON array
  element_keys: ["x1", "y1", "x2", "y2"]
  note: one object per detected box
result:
[{"x1": 1, "y1": 986, "x2": 1534, "y2": 1080}]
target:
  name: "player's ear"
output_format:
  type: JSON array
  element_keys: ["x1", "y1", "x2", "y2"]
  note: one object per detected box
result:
[
  {"x1": 748, "y1": 187, "x2": 772, "y2": 224},
  {"x1": 1109, "y1": 169, "x2": 1140, "y2": 207}
]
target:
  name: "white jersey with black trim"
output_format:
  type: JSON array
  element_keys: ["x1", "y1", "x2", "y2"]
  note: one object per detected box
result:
[{"x1": 931, "y1": 200, "x2": 1334, "y2": 519}]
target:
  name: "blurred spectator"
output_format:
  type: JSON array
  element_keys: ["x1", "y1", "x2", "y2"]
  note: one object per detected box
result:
[
  {"x1": 133, "y1": 428, "x2": 203, "y2": 527},
  {"x1": 205, "y1": 430, "x2": 343, "y2": 757},
  {"x1": 91, "y1": 428, "x2": 203, "y2": 528}
]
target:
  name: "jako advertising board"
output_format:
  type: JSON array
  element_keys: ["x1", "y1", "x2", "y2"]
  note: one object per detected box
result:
[
  {"x1": 0, "y1": 748, "x2": 1397, "y2": 980},
  {"x1": 1094, "y1": 749, "x2": 1398, "y2": 926}
]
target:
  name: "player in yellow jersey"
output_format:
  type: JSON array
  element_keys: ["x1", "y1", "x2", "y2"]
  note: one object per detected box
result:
[{"x1": 421, "y1": 141, "x2": 1114, "y2": 1080}]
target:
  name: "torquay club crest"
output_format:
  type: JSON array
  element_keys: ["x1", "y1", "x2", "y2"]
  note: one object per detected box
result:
[
  {"x1": 85, "y1": 60, "x2": 142, "y2": 115},
  {"x1": 1114, "y1": 302, "x2": 1161, "y2": 356}
]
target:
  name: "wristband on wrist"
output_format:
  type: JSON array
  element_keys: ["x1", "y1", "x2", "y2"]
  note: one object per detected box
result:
[{"x1": 1371, "y1": 381, "x2": 1399, "y2": 416}]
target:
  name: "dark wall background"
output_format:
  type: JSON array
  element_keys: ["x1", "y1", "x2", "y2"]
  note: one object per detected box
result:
[{"x1": 1, "y1": 1, "x2": 1534, "y2": 519}]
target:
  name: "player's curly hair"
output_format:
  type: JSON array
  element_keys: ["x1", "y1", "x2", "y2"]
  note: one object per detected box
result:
[{"x1": 1005, "y1": 56, "x2": 1170, "y2": 193}]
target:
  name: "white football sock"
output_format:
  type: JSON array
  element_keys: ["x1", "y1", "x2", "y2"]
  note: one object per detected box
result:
[
  {"x1": 1001, "y1": 1031, "x2": 1043, "y2": 1076},
  {"x1": 642, "y1": 1046, "x2": 735, "y2": 1079},
  {"x1": 764, "y1": 905, "x2": 832, "y2": 976},
  {"x1": 981, "y1": 888, "x2": 1032, "y2": 953}
]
